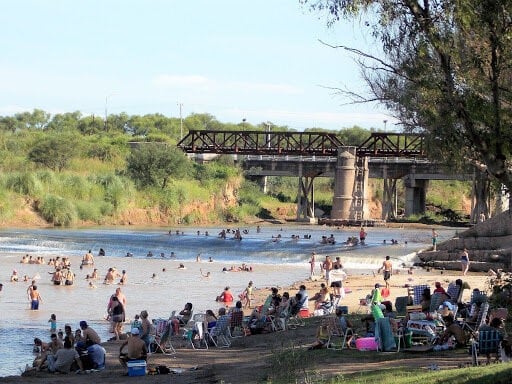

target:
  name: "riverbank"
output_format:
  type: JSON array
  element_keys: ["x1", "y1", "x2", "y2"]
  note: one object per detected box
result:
[{"x1": 1, "y1": 266, "x2": 491, "y2": 383}]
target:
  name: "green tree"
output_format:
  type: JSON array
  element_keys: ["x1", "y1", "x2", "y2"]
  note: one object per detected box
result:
[
  {"x1": 15, "y1": 109, "x2": 51, "y2": 130},
  {"x1": 45, "y1": 111, "x2": 82, "y2": 132},
  {"x1": 27, "y1": 134, "x2": 77, "y2": 171},
  {"x1": 126, "y1": 143, "x2": 191, "y2": 188},
  {"x1": 302, "y1": 0, "x2": 512, "y2": 191}
]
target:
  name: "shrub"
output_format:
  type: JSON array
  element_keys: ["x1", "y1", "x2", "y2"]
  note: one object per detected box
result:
[
  {"x1": 4, "y1": 172, "x2": 43, "y2": 196},
  {"x1": 38, "y1": 194, "x2": 77, "y2": 226}
]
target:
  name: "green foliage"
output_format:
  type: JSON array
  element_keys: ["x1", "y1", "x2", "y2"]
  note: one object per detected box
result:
[
  {"x1": 38, "y1": 194, "x2": 77, "y2": 226},
  {"x1": 4, "y1": 172, "x2": 43, "y2": 196},
  {"x1": 75, "y1": 200, "x2": 113, "y2": 223},
  {"x1": 27, "y1": 134, "x2": 79, "y2": 171},
  {"x1": 303, "y1": 0, "x2": 512, "y2": 191},
  {"x1": 0, "y1": 188, "x2": 14, "y2": 220},
  {"x1": 126, "y1": 143, "x2": 192, "y2": 188}
]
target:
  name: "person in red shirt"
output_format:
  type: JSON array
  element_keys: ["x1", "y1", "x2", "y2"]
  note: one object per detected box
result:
[{"x1": 217, "y1": 286, "x2": 234, "y2": 307}]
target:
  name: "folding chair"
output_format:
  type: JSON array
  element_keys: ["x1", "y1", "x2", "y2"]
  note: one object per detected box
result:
[
  {"x1": 446, "y1": 282, "x2": 463, "y2": 304},
  {"x1": 229, "y1": 310, "x2": 246, "y2": 338},
  {"x1": 357, "y1": 296, "x2": 371, "y2": 314},
  {"x1": 463, "y1": 302, "x2": 489, "y2": 335},
  {"x1": 183, "y1": 320, "x2": 209, "y2": 349},
  {"x1": 287, "y1": 302, "x2": 305, "y2": 329},
  {"x1": 326, "y1": 315, "x2": 354, "y2": 350},
  {"x1": 208, "y1": 318, "x2": 231, "y2": 348},
  {"x1": 429, "y1": 292, "x2": 445, "y2": 313},
  {"x1": 412, "y1": 285, "x2": 430, "y2": 305},
  {"x1": 149, "y1": 319, "x2": 176, "y2": 355},
  {"x1": 471, "y1": 329, "x2": 503, "y2": 365}
]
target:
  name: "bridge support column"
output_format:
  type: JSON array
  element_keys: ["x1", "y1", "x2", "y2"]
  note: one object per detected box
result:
[
  {"x1": 296, "y1": 163, "x2": 319, "y2": 222},
  {"x1": 331, "y1": 147, "x2": 357, "y2": 220},
  {"x1": 382, "y1": 168, "x2": 397, "y2": 220},
  {"x1": 404, "y1": 175, "x2": 428, "y2": 216}
]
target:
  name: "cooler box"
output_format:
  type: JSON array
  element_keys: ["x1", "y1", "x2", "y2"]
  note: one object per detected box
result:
[
  {"x1": 298, "y1": 308, "x2": 310, "y2": 318},
  {"x1": 355, "y1": 337, "x2": 378, "y2": 351},
  {"x1": 127, "y1": 359, "x2": 146, "y2": 376}
]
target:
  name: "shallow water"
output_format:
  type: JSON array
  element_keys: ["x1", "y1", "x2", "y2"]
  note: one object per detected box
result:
[{"x1": 0, "y1": 225, "x2": 457, "y2": 376}]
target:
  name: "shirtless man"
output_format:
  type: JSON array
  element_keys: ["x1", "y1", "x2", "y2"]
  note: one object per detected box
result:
[
  {"x1": 322, "y1": 256, "x2": 333, "y2": 282},
  {"x1": 79, "y1": 321, "x2": 101, "y2": 346},
  {"x1": 27, "y1": 280, "x2": 36, "y2": 300},
  {"x1": 119, "y1": 328, "x2": 147, "y2": 370},
  {"x1": 82, "y1": 250, "x2": 94, "y2": 266},
  {"x1": 378, "y1": 256, "x2": 393, "y2": 289},
  {"x1": 29, "y1": 285, "x2": 42, "y2": 310}
]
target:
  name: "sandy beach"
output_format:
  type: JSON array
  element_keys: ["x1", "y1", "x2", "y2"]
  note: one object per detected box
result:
[
  {"x1": 0, "y1": 225, "x2": 493, "y2": 382},
  {"x1": 0, "y1": 264, "x2": 492, "y2": 384}
]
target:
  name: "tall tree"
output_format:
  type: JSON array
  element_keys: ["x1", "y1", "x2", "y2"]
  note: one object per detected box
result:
[
  {"x1": 126, "y1": 143, "x2": 191, "y2": 189},
  {"x1": 302, "y1": 0, "x2": 512, "y2": 192}
]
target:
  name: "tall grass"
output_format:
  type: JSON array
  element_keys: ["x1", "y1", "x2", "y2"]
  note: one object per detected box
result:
[{"x1": 38, "y1": 194, "x2": 77, "y2": 226}]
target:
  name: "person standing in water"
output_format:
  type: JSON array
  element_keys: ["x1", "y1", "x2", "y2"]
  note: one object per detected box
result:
[
  {"x1": 309, "y1": 252, "x2": 316, "y2": 278},
  {"x1": 431, "y1": 228, "x2": 439, "y2": 251}
]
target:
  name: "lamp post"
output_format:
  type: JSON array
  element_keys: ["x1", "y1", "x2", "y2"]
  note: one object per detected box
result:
[{"x1": 383, "y1": 119, "x2": 388, "y2": 131}]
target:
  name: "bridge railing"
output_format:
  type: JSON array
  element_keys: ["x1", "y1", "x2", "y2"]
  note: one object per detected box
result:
[
  {"x1": 178, "y1": 129, "x2": 427, "y2": 159},
  {"x1": 178, "y1": 130, "x2": 344, "y2": 156}
]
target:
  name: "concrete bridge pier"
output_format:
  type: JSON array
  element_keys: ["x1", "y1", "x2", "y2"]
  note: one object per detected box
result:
[
  {"x1": 404, "y1": 174, "x2": 428, "y2": 216},
  {"x1": 331, "y1": 147, "x2": 357, "y2": 220},
  {"x1": 382, "y1": 167, "x2": 398, "y2": 220}
]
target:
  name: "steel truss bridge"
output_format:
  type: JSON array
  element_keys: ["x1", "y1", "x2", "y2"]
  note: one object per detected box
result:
[{"x1": 177, "y1": 130, "x2": 484, "y2": 223}]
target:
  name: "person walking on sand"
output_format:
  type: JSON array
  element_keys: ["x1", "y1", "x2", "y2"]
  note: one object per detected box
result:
[
  {"x1": 431, "y1": 228, "x2": 439, "y2": 251},
  {"x1": 460, "y1": 248, "x2": 470, "y2": 276},
  {"x1": 309, "y1": 252, "x2": 316, "y2": 278},
  {"x1": 322, "y1": 255, "x2": 333, "y2": 282},
  {"x1": 378, "y1": 256, "x2": 393, "y2": 289}
]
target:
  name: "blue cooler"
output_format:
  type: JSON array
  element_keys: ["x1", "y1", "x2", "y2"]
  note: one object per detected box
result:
[{"x1": 127, "y1": 359, "x2": 146, "y2": 376}]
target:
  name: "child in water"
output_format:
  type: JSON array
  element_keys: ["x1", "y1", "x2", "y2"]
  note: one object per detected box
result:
[{"x1": 48, "y1": 313, "x2": 57, "y2": 333}]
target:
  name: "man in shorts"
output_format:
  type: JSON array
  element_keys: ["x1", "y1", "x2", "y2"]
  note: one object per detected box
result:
[{"x1": 378, "y1": 256, "x2": 393, "y2": 289}]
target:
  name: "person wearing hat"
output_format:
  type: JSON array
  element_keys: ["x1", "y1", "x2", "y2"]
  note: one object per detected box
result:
[{"x1": 119, "y1": 327, "x2": 147, "y2": 371}]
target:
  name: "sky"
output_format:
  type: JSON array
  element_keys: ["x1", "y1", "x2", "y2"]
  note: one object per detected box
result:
[{"x1": 0, "y1": 0, "x2": 395, "y2": 131}]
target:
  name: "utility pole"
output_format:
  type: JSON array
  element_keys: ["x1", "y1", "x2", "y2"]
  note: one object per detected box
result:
[{"x1": 178, "y1": 102, "x2": 183, "y2": 140}]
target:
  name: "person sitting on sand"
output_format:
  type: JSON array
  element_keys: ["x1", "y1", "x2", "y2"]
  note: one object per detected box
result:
[
  {"x1": 434, "y1": 314, "x2": 466, "y2": 350},
  {"x1": 216, "y1": 287, "x2": 234, "y2": 307},
  {"x1": 119, "y1": 328, "x2": 148, "y2": 372},
  {"x1": 310, "y1": 283, "x2": 330, "y2": 310},
  {"x1": 78, "y1": 321, "x2": 101, "y2": 347},
  {"x1": 47, "y1": 336, "x2": 84, "y2": 374}
]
